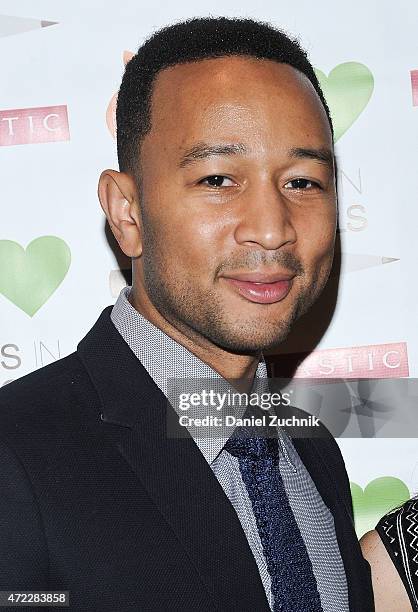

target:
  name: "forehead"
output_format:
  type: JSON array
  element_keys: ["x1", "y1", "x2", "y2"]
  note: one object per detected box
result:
[{"x1": 146, "y1": 55, "x2": 331, "y2": 149}]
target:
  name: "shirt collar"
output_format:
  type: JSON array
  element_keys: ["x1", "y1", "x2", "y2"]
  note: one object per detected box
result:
[{"x1": 110, "y1": 285, "x2": 268, "y2": 463}]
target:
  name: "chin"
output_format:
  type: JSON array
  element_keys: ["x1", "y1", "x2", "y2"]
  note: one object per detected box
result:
[{"x1": 210, "y1": 318, "x2": 294, "y2": 354}]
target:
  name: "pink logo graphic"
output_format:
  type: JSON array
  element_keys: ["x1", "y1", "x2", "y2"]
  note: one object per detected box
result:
[
  {"x1": 268, "y1": 342, "x2": 409, "y2": 379},
  {"x1": 0, "y1": 105, "x2": 70, "y2": 146},
  {"x1": 106, "y1": 51, "x2": 135, "y2": 138},
  {"x1": 411, "y1": 70, "x2": 418, "y2": 106}
]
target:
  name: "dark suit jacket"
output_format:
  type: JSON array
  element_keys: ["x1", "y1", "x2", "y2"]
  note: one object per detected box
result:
[{"x1": 0, "y1": 306, "x2": 374, "y2": 611}]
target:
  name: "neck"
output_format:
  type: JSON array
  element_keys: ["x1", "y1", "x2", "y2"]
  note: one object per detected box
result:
[{"x1": 128, "y1": 284, "x2": 262, "y2": 395}]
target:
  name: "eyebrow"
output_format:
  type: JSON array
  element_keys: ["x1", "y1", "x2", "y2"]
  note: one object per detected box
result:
[
  {"x1": 178, "y1": 141, "x2": 334, "y2": 170},
  {"x1": 178, "y1": 142, "x2": 247, "y2": 168},
  {"x1": 289, "y1": 146, "x2": 334, "y2": 170}
]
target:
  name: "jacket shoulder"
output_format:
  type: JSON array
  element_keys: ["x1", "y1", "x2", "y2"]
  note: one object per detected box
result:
[{"x1": 0, "y1": 352, "x2": 98, "y2": 434}]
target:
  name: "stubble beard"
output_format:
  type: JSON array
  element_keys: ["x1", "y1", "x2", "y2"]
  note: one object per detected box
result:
[{"x1": 141, "y1": 253, "x2": 326, "y2": 354}]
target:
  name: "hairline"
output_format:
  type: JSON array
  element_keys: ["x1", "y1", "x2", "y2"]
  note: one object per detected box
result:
[{"x1": 128, "y1": 52, "x2": 333, "y2": 185}]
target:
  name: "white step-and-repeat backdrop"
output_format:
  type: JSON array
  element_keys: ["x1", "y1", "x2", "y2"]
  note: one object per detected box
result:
[{"x1": 1, "y1": 0, "x2": 417, "y2": 538}]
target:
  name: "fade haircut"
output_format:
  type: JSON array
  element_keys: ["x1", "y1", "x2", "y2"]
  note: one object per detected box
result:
[{"x1": 116, "y1": 16, "x2": 333, "y2": 180}]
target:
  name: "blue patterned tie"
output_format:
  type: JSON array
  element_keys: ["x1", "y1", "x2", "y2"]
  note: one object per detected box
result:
[{"x1": 225, "y1": 430, "x2": 323, "y2": 611}]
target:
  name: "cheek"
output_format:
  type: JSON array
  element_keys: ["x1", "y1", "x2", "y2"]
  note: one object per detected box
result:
[
  {"x1": 297, "y1": 213, "x2": 336, "y2": 270},
  {"x1": 143, "y1": 203, "x2": 224, "y2": 278}
]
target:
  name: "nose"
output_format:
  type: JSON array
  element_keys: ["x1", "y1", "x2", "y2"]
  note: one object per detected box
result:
[{"x1": 233, "y1": 179, "x2": 297, "y2": 250}]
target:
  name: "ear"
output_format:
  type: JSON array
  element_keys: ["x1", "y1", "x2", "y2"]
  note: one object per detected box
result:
[{"x1": 98, "y1": 169, "x2": 142, "y2": 257}]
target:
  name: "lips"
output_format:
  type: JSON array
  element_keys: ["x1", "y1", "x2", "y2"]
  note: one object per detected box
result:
[{"x1": 222, "y1": 272, "x2": 294, "y2": 304}]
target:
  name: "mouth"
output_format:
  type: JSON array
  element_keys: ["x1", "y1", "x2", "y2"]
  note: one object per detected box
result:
[{"x1": 221, "y1": 272, "x2": 295, "y2": 304}]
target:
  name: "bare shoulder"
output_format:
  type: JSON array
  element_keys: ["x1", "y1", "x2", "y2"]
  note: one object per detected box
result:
[{"x1": 360, "y1": 529, "x2": 412, "y2": 612}]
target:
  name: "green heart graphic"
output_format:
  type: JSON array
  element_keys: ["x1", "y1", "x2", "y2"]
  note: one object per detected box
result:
[
  {"x1": 0, "y1": 236, "x2": 71, "y2": 316},
  {"x1": 351, "y1": 477, "x2": 410, "y2": 538},
  {"x1": 315, "y1": 62, "x2": 374, "y2": 141}
]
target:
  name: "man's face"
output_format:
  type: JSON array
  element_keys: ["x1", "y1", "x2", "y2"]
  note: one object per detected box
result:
[{"x1": 135, "y1": 55, "x2": 337, "y2": 353}]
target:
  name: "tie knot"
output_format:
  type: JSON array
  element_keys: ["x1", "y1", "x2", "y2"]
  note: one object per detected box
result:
[{"x1": 225, "y1": 430, "x2": 280, "y2": 461}]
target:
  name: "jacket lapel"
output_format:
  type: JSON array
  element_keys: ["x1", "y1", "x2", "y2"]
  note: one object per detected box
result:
[
  {"x1": 291, "y1": 436, "x2": 375, "y2": 611},
  {"x1": 77, "y1": 306, "x2": 271, "y2": 612}
]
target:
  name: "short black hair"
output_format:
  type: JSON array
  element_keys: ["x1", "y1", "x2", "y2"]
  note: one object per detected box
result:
[{"x1": 116, "y1": 16, "x2": 333, "y2": 179}]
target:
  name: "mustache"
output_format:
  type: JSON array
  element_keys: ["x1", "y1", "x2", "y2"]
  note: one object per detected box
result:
[{"x1": 217, "y1": 251, "x2": 304, "y2": 276}]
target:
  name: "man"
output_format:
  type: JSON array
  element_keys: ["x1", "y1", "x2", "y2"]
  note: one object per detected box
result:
[{"x1": 0, "y1": 17, "x2": 374, "y2": 611}]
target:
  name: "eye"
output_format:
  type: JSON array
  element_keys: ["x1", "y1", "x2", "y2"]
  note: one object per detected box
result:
[
  {"x1": 284, "y1": 178, "x2": 321, "y2": 190},
  {"x1": 199, "y1": 175, "x2": 236, "y2": 188}
]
